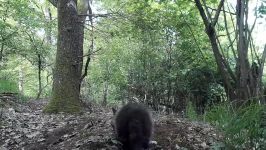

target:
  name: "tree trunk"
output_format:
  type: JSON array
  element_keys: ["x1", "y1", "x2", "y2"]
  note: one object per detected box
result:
[
  {"x1": 80, "y1": 1, "x2": 93, "y2": 88},
  {"x1": 18, "y1": 64, "x2": 24, "y2": 95},
  {"x1": 102, "y1": 81, "x2": 109, "y2": 106},
  {"x1": 36, "y1": 54, "x2": 42, "y2": 99},
  {"x1": 235, "y1": 0, "x2": 250, "y2": 105},
  {"x1": 45, "y1": 0, "x2": 85, "y2": 113},
  {"x1": 194, "y1": 0, "x2": 236, "y2": 100},
  {"x1": 234, "y1": 0, "x2": 263, "y2": 106},
  {"x1": 45, "y1": 7, "x2": 52, "y2": 45},
  {"x1": 0, "y1": 43, "x2": 4, "y2": 62}
]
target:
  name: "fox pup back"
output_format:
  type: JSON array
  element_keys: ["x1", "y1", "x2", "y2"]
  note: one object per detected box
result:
[{"x1": 113, "y1": 103, "x2": 153, "y2": 150}]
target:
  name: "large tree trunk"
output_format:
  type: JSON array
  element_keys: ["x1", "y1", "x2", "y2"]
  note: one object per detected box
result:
[
  {"x1": 235, "y1": 0, "x2": 249, "y2": 105},
  {"x1": 45, "y1": 0, "x2": 85, "y2": 113}
]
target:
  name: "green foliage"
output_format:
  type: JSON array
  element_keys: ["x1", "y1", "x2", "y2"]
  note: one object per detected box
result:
[
  {"x1": 86, "y1": 0, "x2": 215, "y2": 108},
  {"x1": 206, "y1": 83, "x2": 227, "y2": 107},
  {"x1": 258, "y1": 1, "x2": 266, "y2": 15},
  {"x1": 17, "y1": 94, "x2": 31, "y2": 103},
  {"x1": 0, "y1": 0, "x2": 56, "y2": 99},
  {"x1": 186, "y1": 101, "x2": 198, "y2": 121},
  {"x1": 204, "y1": 103, "x2": 233, "y2": 128},
  {"x1": 0, "y1": 79, "x2": 18, "y2": 93},
  {"x1": 205, "y1": 103, "x2": 265, "y2": 149},
  {"x1": 186, "y1": 66, "x2": 215, "y2": 95},
  {"x1": 185, "y1": 66, "x2": 225, "y2": 114}
]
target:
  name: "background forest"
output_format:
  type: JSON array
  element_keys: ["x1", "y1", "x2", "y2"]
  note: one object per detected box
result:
[{"x1": 0, "y1": 0, "x2": 266, "y2": 149}]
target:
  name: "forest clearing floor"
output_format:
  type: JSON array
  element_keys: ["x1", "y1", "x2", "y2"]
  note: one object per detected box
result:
[{"x1": 0, "y1": 95, "x2": 225, "y2": 150}]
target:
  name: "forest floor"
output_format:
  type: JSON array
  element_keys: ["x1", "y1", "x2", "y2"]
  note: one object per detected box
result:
[{"x1": 0, "y1": 94, "x2": 225, "y2": 150}]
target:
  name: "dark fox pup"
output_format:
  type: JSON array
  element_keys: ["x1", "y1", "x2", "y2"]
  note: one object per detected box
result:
[{"x1": 112, "y1": 103, "x2": 153, "y2": 150}]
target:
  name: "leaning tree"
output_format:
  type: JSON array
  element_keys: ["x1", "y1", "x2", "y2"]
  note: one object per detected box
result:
[{"x1": 194, "y1": 0, "x2": 266, "y2": 107}]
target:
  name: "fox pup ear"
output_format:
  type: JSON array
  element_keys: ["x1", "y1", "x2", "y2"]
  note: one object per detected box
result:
[{"x1": 112, "y1": 107, "x2": 117, "y2": 115}]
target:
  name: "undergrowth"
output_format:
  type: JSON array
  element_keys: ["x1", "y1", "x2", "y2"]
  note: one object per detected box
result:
[
  {"x1": 204, "y1": 102, "x2": 265, "y2": 149},
  {"x1": 0, "y1": 80, "x2": 18, "y2": 93},
  {"x1": 186, "y1": 101, "x2": 198, "y2": 121}
]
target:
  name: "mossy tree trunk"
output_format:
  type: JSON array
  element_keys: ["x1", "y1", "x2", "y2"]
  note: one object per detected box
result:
[{"x1": 45, "y1": 0, "x2": 85, "y2": 113}]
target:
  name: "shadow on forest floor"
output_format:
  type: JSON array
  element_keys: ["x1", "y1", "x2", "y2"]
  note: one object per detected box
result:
[{"x1": 0, "y1": 94, "x2": 225, "y2": 150}]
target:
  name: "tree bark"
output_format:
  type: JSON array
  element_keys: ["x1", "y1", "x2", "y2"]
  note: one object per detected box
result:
[
  {"x1": 45, "y1": 0, "x2": 85, "y2": 113},
  {"x1": 45, "y1": 7, "x2": 52, "y2": 44},
  {"x1": 0, "y1": 43, "x2": 4, "y2": 62},
  {"x1": 235, "y1": 0, "x2": 250, "y2": 105},
  {"x1": 102, "y1": 81, "x2": 109, "y2": 106},
  {"x1": 36, "y1": 54, "x2": 42, "y2": 99},
  {"x1": 18, "y1": 63, "x2": 24, "y2": 95},
  {"x1": 80, "y1": 0, "x2": 93, "y2": 88}
]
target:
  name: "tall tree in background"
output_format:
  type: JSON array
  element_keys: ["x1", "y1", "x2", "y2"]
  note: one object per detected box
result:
[
  {"x1": 45, "y1": 0, "x2": 89, "y2": 113},
  {"x1": 194, "y1": 0, "x2": 266, "y2": 107}
]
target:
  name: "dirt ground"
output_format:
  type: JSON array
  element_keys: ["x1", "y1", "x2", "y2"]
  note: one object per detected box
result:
[{"x1": 0, "y1": 94, "x2": 224, "y2": 150}]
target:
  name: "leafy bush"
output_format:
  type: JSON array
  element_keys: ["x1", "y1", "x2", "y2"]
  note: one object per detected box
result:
[
  {"x1": 205, "y1": 102, "x2": 265, "y2": 149},
  {"x1": 207, "y1": 83, "x2": 227, "y2": 105},
  {"x1": 0, "y1": 79, "x2": 18, "y2": 93}
]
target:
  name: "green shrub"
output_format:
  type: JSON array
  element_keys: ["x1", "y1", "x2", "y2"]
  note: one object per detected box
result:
[
  {"x1": 186, "y1": 101, "x2": 198, "y2": 121},
  {"x1": 204, "y1": 103, "x2": 233, "y2": 128},
  {"x1": 17, "y1": 94, "x2": 31, "y2": 103},
  {"x1": 205, "y1": 102, "x2": 265, "y2": 149},
  {"x1": 0, "y1": 80, "x2": 18, "y2": 93}
]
